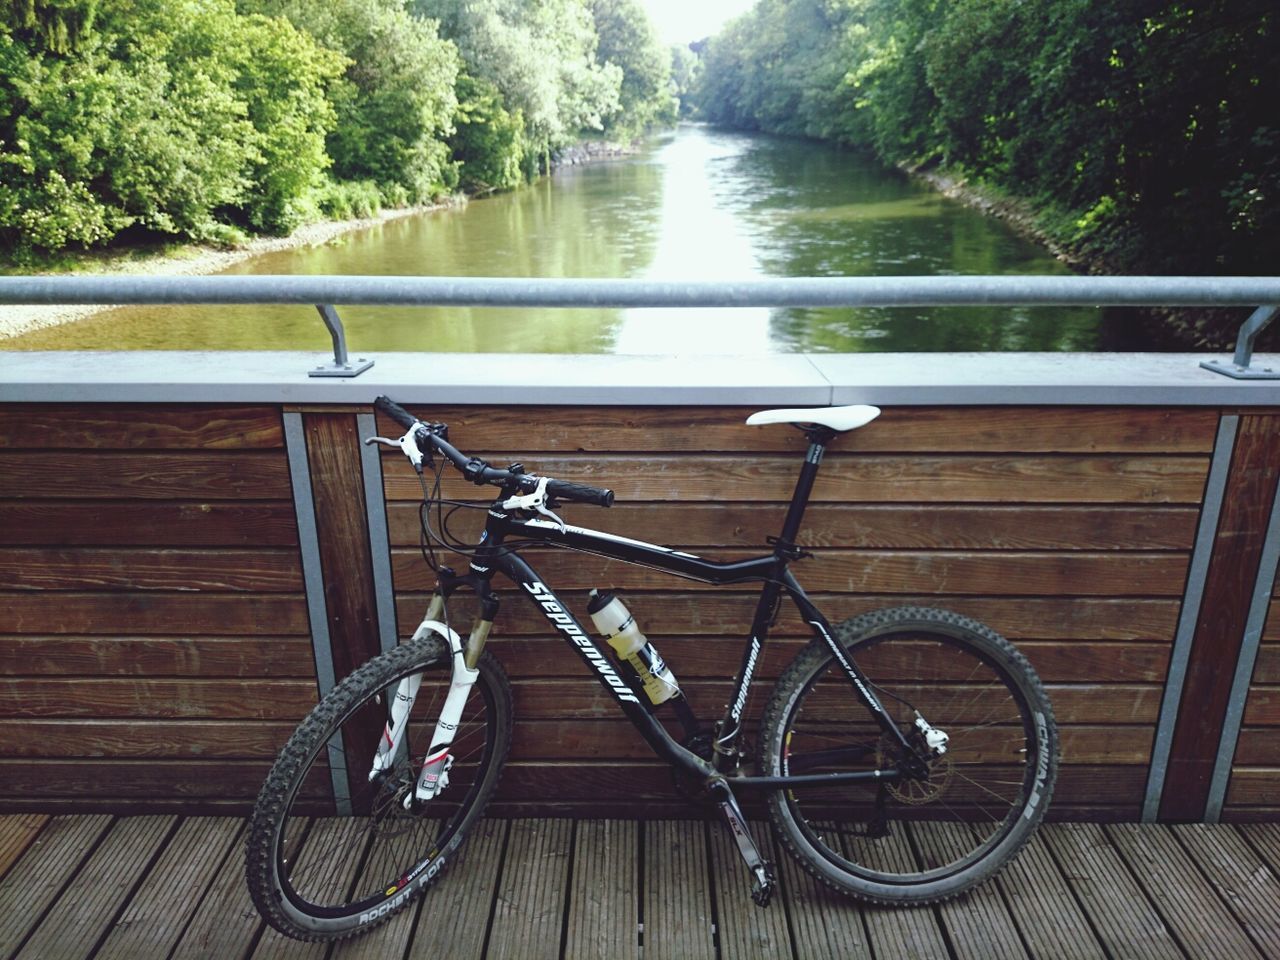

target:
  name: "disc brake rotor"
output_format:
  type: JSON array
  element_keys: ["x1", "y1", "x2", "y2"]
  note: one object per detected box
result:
[{"x1": 877, "y1": 733, "x2": 954, "y2": 805}]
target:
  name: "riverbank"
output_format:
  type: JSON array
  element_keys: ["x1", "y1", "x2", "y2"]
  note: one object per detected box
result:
[
  {"x1": 903, "y1": 163, "x2": 1085, "y2": 271},
  {"x1": 0, "y1": 138, "x2": 642, "y2": 342},
  {"x1": 902, "y1": 163, "x2": 1256, "y2": 350},
  {"x1": 0, "y1": 202, "x2": 456, "y2": 340}
]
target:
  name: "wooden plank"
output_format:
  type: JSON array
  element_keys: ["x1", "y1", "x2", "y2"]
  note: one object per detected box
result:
[
  {"x1": 0, "y1": 678, "x2": 317, "y2": 718},
  {"x1": 252, "y1": 818, "x2": 372, "y2": 960},
  {"x1": 1108, "y1": 823, "x2": 1263, "y2": 958},
  {"x1": 1255, "y1": 646, "x2": 1279, "y2": 682},
  {"x1": 169, "y1": 821, "x2": 266, "y2": 960},
  {"x1": 0, "y1": 814, "x2": 113, "y2": 956},
  {"x1": 0, "y1": 636, "x2": 316, "y2": 678},
  {"x1": 1244, "y1": 677, "x2": 1280, "y2": 725},
  {"x1": 305, "y1": 413, "x2": 382, "y2": 686},
  {"x1": 476, "y1": 635, "x2": 1169, "y2": 684},
  {"x1": 1226, "y1": 769, "x2": 1280, "y2": 806},
  {"x1": 1242, "y1": 824, "x2": 1280, "y2": 874},
  {"x1": 485, "y1": 818, "x2": 573, "y2": 960},
  {"x1": 993, "y1": 832, "x2": 1106, "y2": 959},
  {"x1": 0, "y1": 719, "x2": 297, "y2": 759},
  {"x1": 0, "y1": 451, "x2": 292, "y2": 499},
  {"x1": 388, "y1": 501, "x2": 1200, "y2": 550},
  {"x1": 912, "y1": 821, "x2": 1027, "y2": 960},
  {"x1": 0, "y1": 814, "x2": 47, "y2": 880},
  {"x1": 377, "y1": 406, "x2": 1218, "y2": 454},
  {"x1": 397, "y1": 593, "x2": 1183, "y2": 641},
  {"x1": 0, "y1": 547, "x2": 302, "y2": 592},
  {"x1": 1244, "y1": 692, "x2": 1280, "y2": 724},
  {"x1": 401, "y1": 819, "x2": 507, "y2": 960},
  {"x1": 15, "y1": 815, "x2": 175, "y2": 960},
  {"x1": 506, "y1": 719, "x2": 1154, "y2": 765},
  {"x1": 328, "y1": 828, "x2": 430, "y2": 960},
  {"x1": 1162, "y1": 414, "x2": 1280, "y2": 820},
  {"x1": 1042, "y1": 823, "x2": 1182, "y2": 960},
  {"x1": 384, "y1": 453, "x2": 1210, "y2": 504},
  {"x1": 844, "y1": 825, "x2": 950, "y2": 959},
  {"x1": 95, "y1": 817, "x2": 242, "y2": 960},
  {"x1": 707, "y1": 821, "x2": 793, "y2": 959},
  {"x1": 0, "y1": 500, "x2": 299, "y2": 547},
  {"x1": 392, "y1": 548, "x2": 1189, "y2": 596},
  {"x1": 643, "y1": 821, "x2": 715, "y2": 960},
  {"x1": 0, "y1": 592, "x2": 310, "y2": 635},
  {"x1": 1172, "y1": 824, "x2": 1280, "y2": 959},
  {"x1": 504, "y1": 681, "x2": 1165, "y2": 725},
  {"x1": 773, "y1": 827, "x2": 873, "y2": 960},
  {"x1": 1234, "y1": 727, "x2": 1280, "y2": 764},
  {"x1": 0, "y1": 760, "x2": 284, "y2": 801},
  {"x1": 564, "y1": 820, "x2": 639, "y2": 960},
  {"x1": 0, "y1": 404, "x2": 284, "y2": 449}
]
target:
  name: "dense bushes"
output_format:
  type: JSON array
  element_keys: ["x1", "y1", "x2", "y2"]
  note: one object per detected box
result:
[
  {"x1": 1, "y1": 0, "x2": 673, "y2": 256},
  {"x1": 691, "y1": 0, "x2": 1278, "y2": 277}
]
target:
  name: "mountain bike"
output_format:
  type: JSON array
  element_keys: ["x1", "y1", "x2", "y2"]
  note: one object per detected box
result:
[{"x1": 245, "y1": 395, "x2": 1058, "y2": 942}]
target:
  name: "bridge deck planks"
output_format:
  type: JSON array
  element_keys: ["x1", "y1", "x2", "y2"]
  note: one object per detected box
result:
[{"x1": 2, "y1": 816, "x2": 1278, "y2": 960}]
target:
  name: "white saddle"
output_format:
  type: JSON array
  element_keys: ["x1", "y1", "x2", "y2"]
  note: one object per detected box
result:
[{"x1": 746, "y1": 404, "x2": 881, "y2": 432}]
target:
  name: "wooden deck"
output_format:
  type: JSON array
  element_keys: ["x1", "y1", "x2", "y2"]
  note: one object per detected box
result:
[{"x1": 2, "y1": 816, "x2": 1279, "y2": 959}]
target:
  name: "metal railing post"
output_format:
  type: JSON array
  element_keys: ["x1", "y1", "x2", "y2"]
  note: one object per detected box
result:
[
  {"x1": 1200, "y1": 305, "x2": 1279, "y2": 380},
  {"x1": 310, "y1": 304, "x2": 374, "y2": 378}
]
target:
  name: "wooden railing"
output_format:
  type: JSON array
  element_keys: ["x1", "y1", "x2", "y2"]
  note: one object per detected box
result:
[{"x1": 1, "y1": 384, "x2": 1276, "y2": 822}]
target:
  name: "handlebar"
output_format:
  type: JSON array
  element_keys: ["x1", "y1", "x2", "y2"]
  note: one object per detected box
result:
[{"x1": 373, "y1": 395, "x2": 614, "y2": 508}]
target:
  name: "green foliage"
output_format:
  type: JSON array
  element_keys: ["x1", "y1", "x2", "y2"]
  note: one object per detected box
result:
[
  {"x1": 4, "y1": 0, "x2": 98, "y2": 52},
  {"x1": 417, "y1": 0, "x2": 669, "y2": 171},
  {"x1": 690, "y1": 0, "x2": 1280, "y2": 277},
  {"x1": 669, "y1": 44, "x2": 699, "y2": 118},
  {"x1": 451, "y1": 71, "x2": 525, "y2": 193},
  {"x1": 247, "y1": 0, "x2": 461, "y2": 202},
  {"x1": 0, "y1": 0, "x2": 340, "y2": 251},
  {"x1": 2, "y1": 0, "x2": 679, "y2": 255},
  {"x1": 313, "y1": 178, "x2": 383, "y2": 220},
  {"x1": 590, "y1": 0, "x2": 673, "y2": 138}
]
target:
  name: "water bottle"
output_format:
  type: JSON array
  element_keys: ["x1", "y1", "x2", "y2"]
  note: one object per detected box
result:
[{"x1": 587, "y1": 589, "x2": 680, "y2": 704}]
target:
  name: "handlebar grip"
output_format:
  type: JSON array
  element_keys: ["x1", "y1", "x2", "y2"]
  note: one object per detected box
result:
[
  {"x1": 374, "y1": 395, "x2": 418, "y2": 430},
  {"x1": 546, "y1": 478, "x2": 615, "y2": 508}
]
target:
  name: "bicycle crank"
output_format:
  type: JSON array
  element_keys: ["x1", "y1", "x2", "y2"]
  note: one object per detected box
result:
[{"x1": 707, "y1": 778, "x2": 776, "y2": 908}]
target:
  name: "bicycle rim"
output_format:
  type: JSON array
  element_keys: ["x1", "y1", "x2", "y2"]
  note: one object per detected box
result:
[
  {"x1": 766, "y1": 610, "x2": 1052, "y2": 895},
  {"x1": 265, "y1": 643, "x2": 506, "y2": 930}
]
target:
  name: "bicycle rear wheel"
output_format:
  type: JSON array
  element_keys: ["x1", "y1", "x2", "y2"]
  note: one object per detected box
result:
[
  {"x1": 246, "y1": 635, "x2": 511, "y2": 941},
  {"x1": 760, "y1": 606, "x2": 1057, "y2": 904}
]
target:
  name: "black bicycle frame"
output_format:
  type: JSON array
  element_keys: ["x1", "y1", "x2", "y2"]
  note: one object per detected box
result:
[{"x1": 435, "y1": 429, "x2": 915, "y2": 791}]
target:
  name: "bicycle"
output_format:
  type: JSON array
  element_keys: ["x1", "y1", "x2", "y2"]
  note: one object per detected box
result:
[{"x1": 246, "y1": 395, "x2": 1059, "y2": 941}]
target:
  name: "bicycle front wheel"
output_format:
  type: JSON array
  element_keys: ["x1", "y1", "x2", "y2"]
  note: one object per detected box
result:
[
  {"x1": 760, "y1": 606, "x2": 1057, "y2": 905},
  {"x1": 246, "y1": 636, "x2": 511, "y2": 941}
]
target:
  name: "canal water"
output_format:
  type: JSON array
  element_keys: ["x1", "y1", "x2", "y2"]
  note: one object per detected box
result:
[{"x1": 7, "y1": 125, "x2": 1129, "y2": 354}]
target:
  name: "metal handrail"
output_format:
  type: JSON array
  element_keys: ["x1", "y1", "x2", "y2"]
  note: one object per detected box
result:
[{"x1": 2, "y1": 274, "x2": 1276, "y2": 378}]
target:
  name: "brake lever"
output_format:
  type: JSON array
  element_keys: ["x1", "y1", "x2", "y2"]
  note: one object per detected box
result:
[
  {"x1": 364, "y1": 429, "x2": 427, "y2": 474},
  {"x1": 502, "y1": 476, "x2": 567, "y2": 533}
]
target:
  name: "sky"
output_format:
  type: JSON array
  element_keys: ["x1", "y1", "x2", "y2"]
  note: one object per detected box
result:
[{"x1": 638, "y1": 0, "x2": 757, "y2": 46}]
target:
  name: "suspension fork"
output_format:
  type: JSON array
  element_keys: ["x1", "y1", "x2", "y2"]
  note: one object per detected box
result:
[{"x1": 371, "y1": 571, "x2": 501, "y2": 804}]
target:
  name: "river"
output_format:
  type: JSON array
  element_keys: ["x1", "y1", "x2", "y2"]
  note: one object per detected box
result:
[{"x1": 6, "y1": 125, "x2": 1131, "y2": 354}]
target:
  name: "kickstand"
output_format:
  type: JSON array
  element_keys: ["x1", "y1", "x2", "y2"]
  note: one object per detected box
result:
[{"x1": 707, "y1": 779, "x2": 776, "y2": 907}]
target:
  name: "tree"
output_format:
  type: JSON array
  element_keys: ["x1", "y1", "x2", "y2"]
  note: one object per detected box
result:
[
  {"x1": 242, "y1": 0, "x2": 461, "y2": 201},
  {"x1": 590, "y1": 0, "x2": 673, "y2": 137}
]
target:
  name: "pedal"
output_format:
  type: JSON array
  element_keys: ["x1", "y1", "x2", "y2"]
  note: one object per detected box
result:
[{"x1": 751, "y1": 863, "x2": 776, "y2": 908}]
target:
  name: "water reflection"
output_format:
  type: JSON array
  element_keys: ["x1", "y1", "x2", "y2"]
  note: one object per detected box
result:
[{"x1": 6, "y1": 125, "x2": 1114, "y2": 353}]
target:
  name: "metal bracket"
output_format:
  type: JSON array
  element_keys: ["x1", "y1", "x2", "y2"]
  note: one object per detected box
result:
[
  {"x1": 309, "y1": 304, "x2": 374, "y2": 378},
  {"x1": 1200, "y1": 305, "x2": 1279, "y2": 379}
]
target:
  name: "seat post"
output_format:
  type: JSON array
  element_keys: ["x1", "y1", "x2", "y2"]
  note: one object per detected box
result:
[{"x1": 775, "y1": 427, "x2": 835, "y2": 551}]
